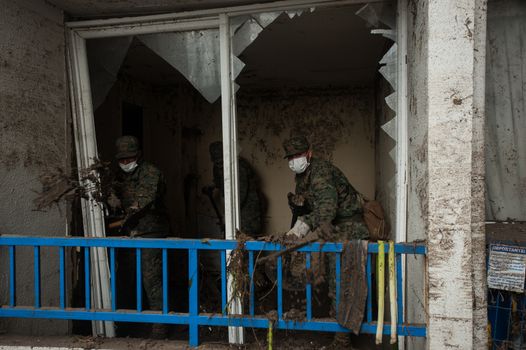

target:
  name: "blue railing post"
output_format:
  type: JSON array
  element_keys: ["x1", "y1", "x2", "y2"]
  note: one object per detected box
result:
[
  {"x1": 59, "y1": 246, "x2": 66, "y2": 309},
  {"x1": 306, "y1": 252, "x2": 312, "y2": 321},
  {"x1": 220, "y1": 250, "x2": 227, "y2": 315},
  {"x1": 248, "y1": 250, "x2": 254, "y2": 316},
  {"x1": 136, "y1": 248, "x2": 142, "y2": 312},
  {"x1": 110, "y1": 248, "x2": 116, "y2": 312},
  {"x1": 34, "y1": 246, "x2": 40, "y2": 308},
  {"x1": 162, "y1": 248, "x2": 168, "y2": 314},
  {"x1": 396, "y1": 253, "x2": 403, "y2": 325},
  {"x1": 9, "y1": 246, "x2": 15, "y2": 307},
  {"x1": 188, "y1": 249, "x2": 199, "y2": 347},
  {"x1": 84, "y1": 247, "x2": 91, "y2": 310},
  {"x1": 335, "y1": 252, "x2": 341, "y2": 315}
]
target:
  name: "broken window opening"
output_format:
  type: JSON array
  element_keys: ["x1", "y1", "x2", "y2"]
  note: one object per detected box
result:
[
  {"x1": 219, "y1": 4, "x2": 403, "y2": 333},
  {"x1": 228, "y1": 4, "x2": 399, "y2": 239},
  {"x1": 82, "y1": 29, "x2": 230, "y2": 338},
  {"x1": 68, "y1": 0, "x2": 411, "y2": 344}
]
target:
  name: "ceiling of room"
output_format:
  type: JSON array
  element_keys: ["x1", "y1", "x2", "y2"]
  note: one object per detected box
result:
[
  {"x1": 119, "y1": 38, "x2": 190, "y2": 87},
  {"x1": 236, "y1": 6, "x2": 388, "y2": 89},
  {"x1": 48, "y1": 0, "x2": 272, "y2": 18},
  {"x1": 92, "y1": 4, "x2": 390, "y2": 93}
]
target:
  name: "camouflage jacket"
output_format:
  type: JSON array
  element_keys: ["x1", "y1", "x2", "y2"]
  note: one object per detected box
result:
[
  {"x1": 114, "y1": 161, "x2": 169, "y2": 235},
  {"x1": 213, "y1": 157, "x2": 263, "y2": 236},
  {"x1": 295, "y1": 158, "x2": 363, "y2": 230}
]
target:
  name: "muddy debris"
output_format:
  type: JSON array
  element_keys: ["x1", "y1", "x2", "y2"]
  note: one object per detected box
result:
[
  {"x1": 223, "y1": 223, "x2": 364, "y2": 335},
  {"x1": 283, "y1": 308, "x2": 306, "y2": 322},
  {"x1": 226, "y1": 231, "x2": 251, "y2": 304},
  {"x1": 33, "y1": 159, "x2": 116, "y2": 211},
  {"x1": 34, "y1": 167, "x2": 79, "y2": 210}
]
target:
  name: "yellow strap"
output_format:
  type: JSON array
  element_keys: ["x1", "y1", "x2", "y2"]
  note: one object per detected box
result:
[{"x1": 376, "y1": 240, "x2": 385, "y2": 345}]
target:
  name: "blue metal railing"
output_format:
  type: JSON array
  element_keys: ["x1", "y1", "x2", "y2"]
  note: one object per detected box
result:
[{"x1": 0, "y1": 236, "x2": 426, "y2": 347}]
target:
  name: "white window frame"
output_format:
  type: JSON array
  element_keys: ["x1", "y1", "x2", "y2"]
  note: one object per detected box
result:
[
  {"x1": 65, "y1": 0, "x2": 404, "y2": 344},
  {"x1": 396, "y1": 0, "x2": 408, "y2": 346}
]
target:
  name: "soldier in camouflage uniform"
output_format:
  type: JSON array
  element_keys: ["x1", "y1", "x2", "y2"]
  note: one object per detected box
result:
[
  {"x1": 111, "y1": 135, "x2": 169, "y2": 338},
  {"x1": 283, "y1": 135, "x2": 368, "y2": 349},
  {"x1": 283, "y1": 135, "x2": 368, "y2": 239},
  {"x1": 205, "y1": 141, "x2": 263, "y2": 237}
]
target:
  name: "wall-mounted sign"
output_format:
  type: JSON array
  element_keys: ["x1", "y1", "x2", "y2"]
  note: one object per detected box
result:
[{"x1": 488, "y1": 244, "x2": 526, "y2": 293}]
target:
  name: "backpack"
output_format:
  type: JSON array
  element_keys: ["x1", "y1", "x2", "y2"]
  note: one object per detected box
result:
[{"x1": 358, "y1": 194, "x2": 390, "y2": 241}]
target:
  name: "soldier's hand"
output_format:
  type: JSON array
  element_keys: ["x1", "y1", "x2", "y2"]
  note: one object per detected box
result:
[
  {"x1": 287, "y1": 192, "x2": 295, "y2": 210},
  {"x1": 107, "y1": 193, "x2": 121, "y2": 210},
  {"x1": 286, "y1": 217, "x2": 310, "y2": 238},
  {"x1": 128, "y1": 201, "x2": 140, "y2": 213},
  {"x1": 287, "y1": 192, "x2": 305, "y2": 209}
]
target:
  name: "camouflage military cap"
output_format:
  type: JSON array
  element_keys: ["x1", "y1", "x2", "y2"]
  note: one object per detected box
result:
[
  {"x1": 282, "y1": 135, "x2": 310, "y2": 158},
  {"x1": 209, "y1": 141, "x2": 223, "y2": 161},
  {"x1": 115, "y1": 135, "x2": 140, "y2": 159}
]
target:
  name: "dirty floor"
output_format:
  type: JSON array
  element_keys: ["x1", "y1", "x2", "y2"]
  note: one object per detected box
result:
[{"x1": 0, "y1": 330, "x2": 383, "y2": 349}]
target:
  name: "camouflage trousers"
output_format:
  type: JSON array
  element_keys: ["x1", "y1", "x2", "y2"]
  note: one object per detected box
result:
[
  {"x1": 119, "y1": 233, "x2": 165, "y2": 311},
  {"x1": 327, "y1": 220, "x2": 369, "y2": 314},
  {"x1": 240, "y1": 212, "x2": 262, "y2": 238},
  {"x1": 140, "y1": 248, "x2": 163, "y2": 310}
]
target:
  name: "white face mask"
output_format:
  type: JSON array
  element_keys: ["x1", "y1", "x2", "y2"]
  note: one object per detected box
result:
[
  {"x1": 119, "y1": 161, "x2": 138, "y2": 173},
  {"x1": 288, "y1": 156, "x2": 310, "y2": 174}
]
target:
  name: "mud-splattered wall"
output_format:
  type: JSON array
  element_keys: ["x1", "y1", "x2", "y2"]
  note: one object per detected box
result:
[
  {"x1": 405, "y1": 0, "x2": 428, "y2": 349},
  {"x1": 0, "y1": 0, "x2": 69, "y2": 335},
  {"x1": 405, "y1": 0, "x2": 488, "y2": 348}
]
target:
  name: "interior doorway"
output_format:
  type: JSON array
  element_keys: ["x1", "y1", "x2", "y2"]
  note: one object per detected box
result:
[{"x1": 121, "y1": 102, "x2": 144, "y2": 145}]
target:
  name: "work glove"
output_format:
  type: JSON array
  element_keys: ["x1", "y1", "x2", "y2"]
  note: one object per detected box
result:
[{"x1": 286, "y1": 217, "x2": 310, "y2": 238}]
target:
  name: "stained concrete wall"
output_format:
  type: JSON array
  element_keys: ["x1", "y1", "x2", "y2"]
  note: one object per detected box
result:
[
  {"x1": 406, "y1": 0, "x2": 488, "y2": 349},
  {"x1": 405, "y1": 0, "x2": 429, "y2": 349},
  {"x1": 425, "y1": 0, "x2": 487, "y2": 347},
  {"x1": 0, "y1": 0, "x2": 70, "y2": 335},
  {"x1": 471, "y1": 0, "x2": 488, "y2": 346}
]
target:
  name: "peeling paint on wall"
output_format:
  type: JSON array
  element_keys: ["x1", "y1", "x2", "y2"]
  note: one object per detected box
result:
[{"x1": 405, "y1": 0, "x2": 429, "y2": 349}]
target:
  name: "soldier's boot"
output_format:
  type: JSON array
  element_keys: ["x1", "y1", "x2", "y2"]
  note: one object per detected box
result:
[
  {"x1": 324, "y1": 332, "x2": 357, "y2": 349},
  {"x1": 150, "y1": 323, "x2": 168, "y2": 340}
]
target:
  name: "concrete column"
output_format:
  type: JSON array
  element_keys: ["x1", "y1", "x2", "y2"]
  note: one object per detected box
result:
[
  {"x1": 422, "y1": 0, "x2": 487, "y2": 349},
  {"x1": 471, "y1": 0, "x2": 488, "y2": 348}
]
